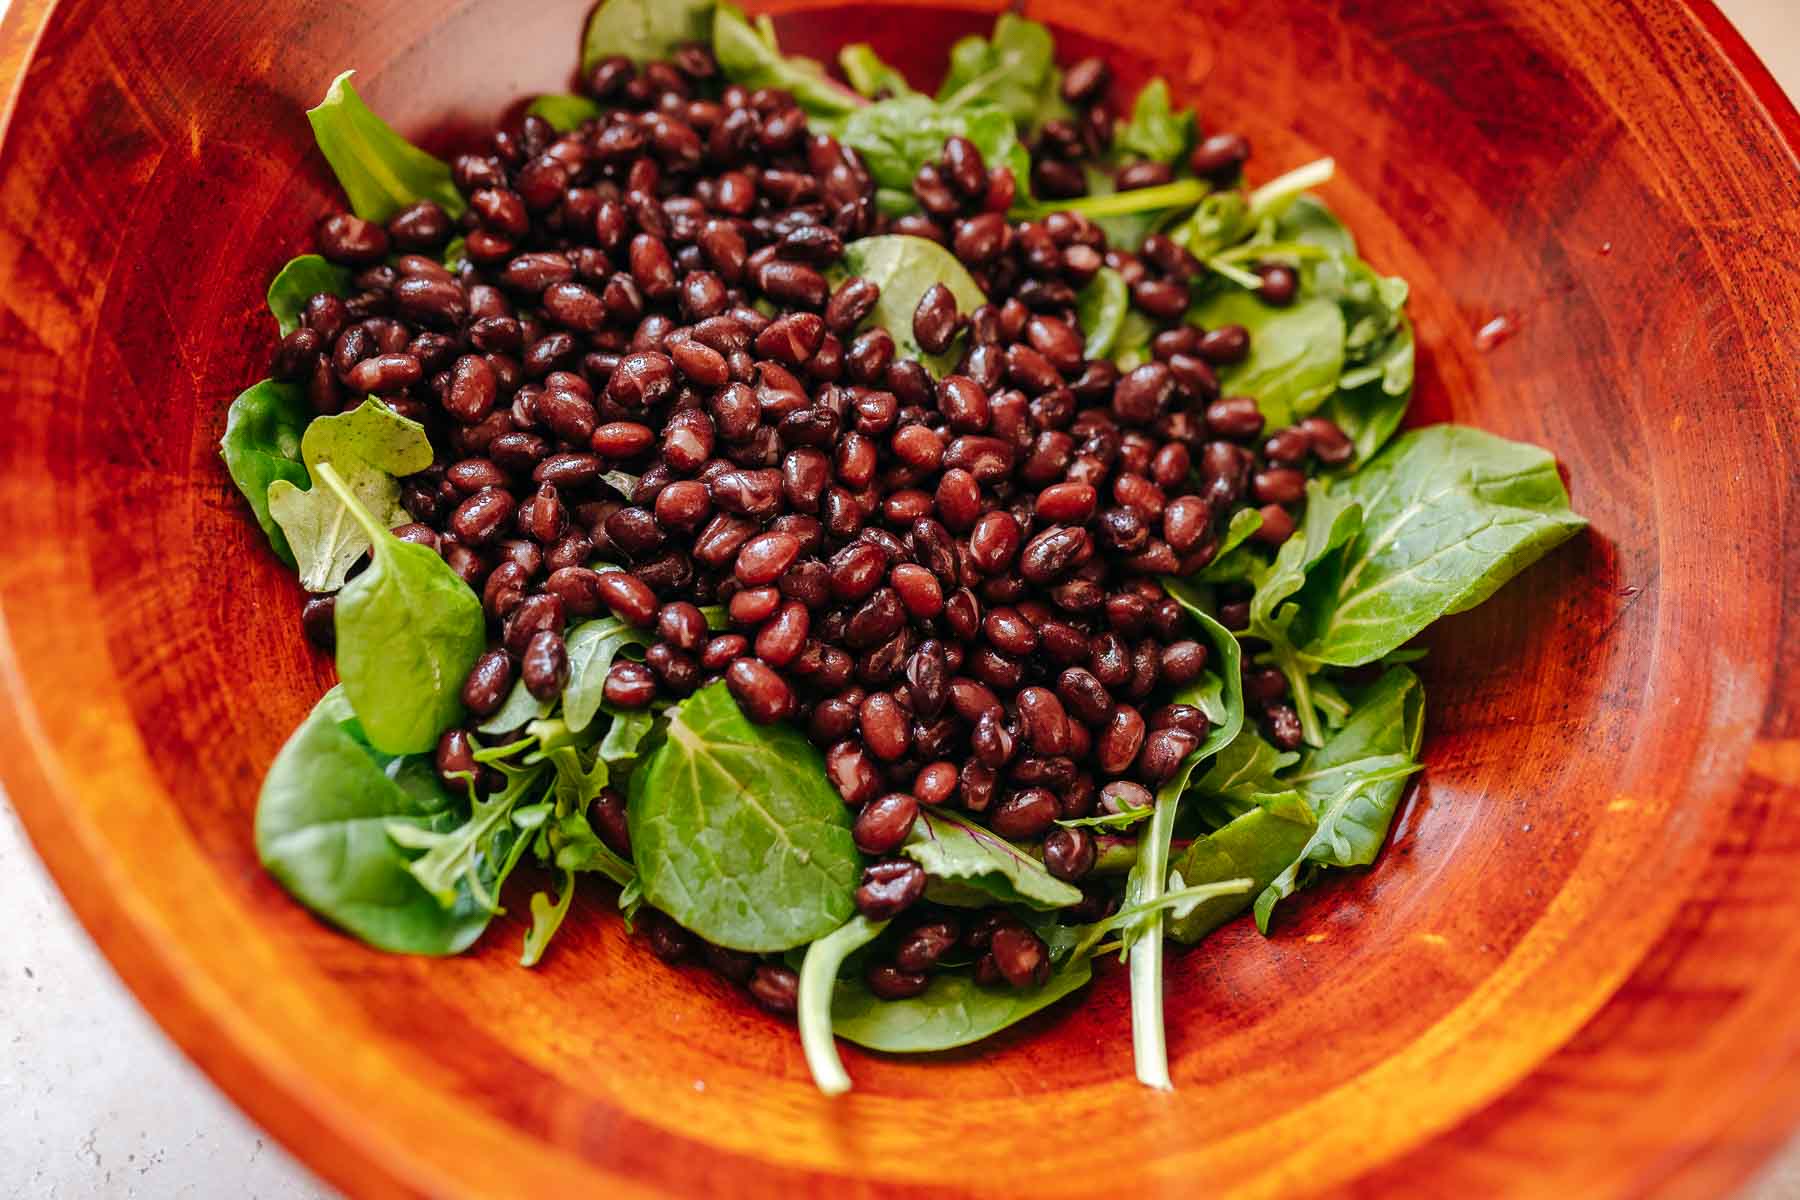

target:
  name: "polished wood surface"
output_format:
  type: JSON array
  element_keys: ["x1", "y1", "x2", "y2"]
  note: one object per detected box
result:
[{"x1": 1, "y1": 0, "x2": 1798, "y2": 1196}]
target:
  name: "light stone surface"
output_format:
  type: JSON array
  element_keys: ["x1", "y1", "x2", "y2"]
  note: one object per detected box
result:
[{"x1": 2, "y1": 1, "x2": 1796, "y2": 1195}]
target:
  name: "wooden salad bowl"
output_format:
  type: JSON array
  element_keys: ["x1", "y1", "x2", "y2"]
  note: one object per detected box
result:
[{"x1": 2, "y1": 0, "x2": 1798, "y2": 1195}]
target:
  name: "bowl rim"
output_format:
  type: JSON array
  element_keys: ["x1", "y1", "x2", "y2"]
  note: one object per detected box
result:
[{"x1": 2, "y1": 0, "x2": 1799, "y2": 1196}]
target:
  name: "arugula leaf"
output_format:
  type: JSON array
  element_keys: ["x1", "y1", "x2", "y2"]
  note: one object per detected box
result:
[
  {"x1": 526, "y1": 93, "x2": 603, "y2": 132},
  {"x1": 307, "y1": 71, "x2": 464, "y2": 223},
  {"x1": 936, "y1": 14, "x2": 1067, "y2": 134},
  {"x1": 829, "y1": 951, "x2": 1094, "y2": 1053},
  {"x1": 1253, "y1": 667, "x2": 1425, "y2": 929},
  {"x1": 219, "y1": 380, "x2": 310, "y2": 566},
  {"x1": 582, "y1": 0, "x2": 713, "y2": 70},
  {"x1": 256, "y1": 687, "x2": 496, "y2": 954},
  {"x1": 387, "y1": 756, "x2": 546, "y2": 911},
  {"x1": 1186, "y1": 290, "x2": 1346, "y2": 427},
  {"x1": 562, "y1": 617, "x2": 654, "y2": 734},
  {"x1": 1245, "y1": 157, "x2": 1336, "y2": 225},
  {"x1": 1183, "y1": 728, "x2": 1301, "y2": 826},
  {"x1": 798, "y1": 915, "x2": 888, "y2": 1094},
  {"x1": 1075, "y1": 267, "x2": 1129, "y2": 360},
  {"x1": 520, "y1": 869, "x2": 578, "y2": 967},
  {"x1": 628, "y1": 681, "x2": 859, "y2": 951},
  {"x1": 827, "y1": 96, "x2": 1032, "y2": 208},
  {"x1": 312, "y1": 461, "x2": 486, "y2": 756},
  {"x1": 1121, "y1": 604, "x2": 1243, "y2": 1089},
  {"x1": 477, "y1": 678, "x2": 553, "y2": 736},
  {"x1": 713, "y1": 2, "x2": 863, "y2": 120},
  {"x1": 1190, "y1": 508, "x2": 1265, "y2": 584},
  {"x1": 1112, "y1": 79, "x2": 1193, "y2": 165},
  {"x1": 1291, "y1": 426, "x2": 1587, "y2": 667},
  {"x1": 553, "y1": 809, "x2": 636, "y2": 887},
  {"x1": 267, "y1": 255, "x2": 350, "y2": 336},
  {"x1": 837, "y1": 236, "x2": 987, "y2": 376},
  {"x1": 265, "y1": 397, "x2": 435, "y2": 592},
  {"x1": 839, "y1": 44, "x2": 916, "y2": 99},
  {"x1": 902, "y1": 807, "x2": 1084, "y2": 910},
  {"x1": 1057, "y1": 806, "x2": 1151, "y2": 831}
]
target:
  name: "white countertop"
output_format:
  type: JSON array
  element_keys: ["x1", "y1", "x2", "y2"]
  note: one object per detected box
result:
[{"x1": 3, "y1": 3, "x2": 1798, "y2": 1196}]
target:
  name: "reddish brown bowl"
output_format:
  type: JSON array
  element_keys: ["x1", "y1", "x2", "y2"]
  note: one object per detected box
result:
[{"x1": 3, "y1": 0, "x2": 1799, "y2": 1195}]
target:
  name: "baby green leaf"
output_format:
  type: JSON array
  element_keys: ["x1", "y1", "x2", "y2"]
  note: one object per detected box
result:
[
  {"x1": 1166, "y1": 807, "x2": 1316, "y2": 944},
  {"x1": 311, "y1": 462, "x2": 485, "y2": 756},
  {"x1": 562, "y1": 617, "x2": 654, "y2": 734},
  {"x1": 307, "y1": 70, "x2": 464, "y2": 222},
  {"x1": 219, "y1": 380, "x2": 310, "y2": 566},
  {"x1": 1317, "y1": 320, "x2": 1413, "y2": 469},
  {"x1": 1190, "y1": 508, "x2": 1266, "y2": 584},
  {"x1": 936, "y1": 14, "x2": 1065, "y2": 133},
  {"x1": 477, "y1": 678, "x2": 553, "y2": 736},
  {"x1": 1186, "y1": 290, "x2": 1346, "y2": 427},
  {"x1": 713, "y1": 2, "x2": 863, "y2": 120},
  {"x1": 388, "y1": 757, "x2": 546, "y2": 911},
  {"x1": 1112, "y1": 79, "x2": 1193, "y2": 165},
  {"x1": 838, "y1": 235, "x2": 988, "y2": 376},
  {"x1": 265, "y1": 397, "x2": 435, "y2": 593},
  {"x1": 267, "y1": 254, "x2": 350, "y2": 335},
  {"x1": 1274, "y1": 194, "x2": 1357, "y2": 256},
  {"x1": 1057, "y1": 805, "x2": 1152, "y2": 831},
  {"x1": 520, "y1": 869, "x2": 579, "y2": 967},
  {"x1": 256, "y1": 686, "x2": 497, "y2": 955},
  {"x1": 1075, "y1": 267, "x2": 1129, "y2": 360},
  {"x1": 1296, "y1": 426, "x2": 1587, "y2": 667},
  {"x1": 582, "y1": 0, "x2": 714, "y2": 70},
  {"x1": 1253, "y1": 667, "x2": 1425, "y2": 929},
  {"x1": 1122, "y1": 604, "x2": 1243, "y2": 1089},
  {"x1": 628, "y1": 681, "x2": 859, "y2": 952},
  {"x1": 799, "y1": 915, "x2": 889, "y2": 1094},
  {"x1": 902, "y1": 807, "x2": 1084, "y2": 910},
  {"x1": 526, "y1": 93, "x2": 603, "y2": 132},
  {"x1": 839, "y1": 44, "x2": 916, "y2": 99},
  {"x1": 829, "y1": 952, "x2": 1094, "y2": 1053},
  {"x1": 827, "y1": 96, "x2": 1032, "y2": 207}
]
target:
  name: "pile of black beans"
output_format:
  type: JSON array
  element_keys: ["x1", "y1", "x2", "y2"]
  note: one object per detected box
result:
[{"x1": 274, "y1": 45, "x2": 1354, "y2": 1016}]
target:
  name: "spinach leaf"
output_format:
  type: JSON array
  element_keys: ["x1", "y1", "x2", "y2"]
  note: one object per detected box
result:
[
  {"x1": 713, "y1": 2, "x2": 863, "y2": 120},
  {"x1": 583, "y1": 0, "x2": 714, "y2": 70},
  {"x1": 798, "y1": 915, "x2": 888, "y2": 1094},
  {"x1": 902, "y1": 807, "x2": 1083, "y2": 910},
  {"x1": 1293, "y1": 426, "x2": 1587, "y2": 667},
  {"x1": 526, "y1": 93, "x2": 603, "y2": 132},
  {"x1": 1166, "y1": 807, "x2": 1316, "y2": 944},
  {"x1": 1110, "y1": 308, "x2": 1158, "y2": 370},
  {"x1": 312, "y1": 461, "x2": 487, "y2": 756},
  {"x1": 838, "y1": 44, "x2": 916, "y2": 99},
  {"x1": 219, "y1": 380, "x2": 310, "y2": 566},
  {"x1": 1186, "y1": 290, "x2": 1346, "y2": 427},
  {"x1": 1075, "y1": 267, "x2": 1129, "y2": 360},
  {"x1": 1112, "y1": 79, "x2": 1192, "y2": 165},
  {"x1": 830, "y1": 951, "x2": 1094, "y2": 1053},
  {"x1": 935, "y1": 14, "x2": 1067, "y2": 134},
  {"x1": 387, "y1": 755, "x2": 547, "y2": 910},
  {"x1": 265, "y1": 397, "x2": 435, "y2": 592},
  {"x1": 267, "y1": 255, "x2": 350, "y2": 336},
  {"x1": 827, "y1": 96, "x2": 1032, "y2": 208},
  {"x1": 1120, "y1": 603, "x2": 1243, "y2": 1089},
  {"x1": 562, "y1": 617, "x2": 654, "y2": 734},
  {"x1": 837, "y1": 236, "x2": 987, "y2": 376},
  {"x1": 520, "y1": 869, "x2": 577, "y2": 967},
  {"x1": 256, "y1": 686, "x2": 494, "y2": 954},
  {"x1": 1253, "y1": 666, "x2": 1424, "y2": 929},
  {"x1": 307, "y1": 71, "x2": 464, "y2": 223},
  {"x1": 628, "y1": 681, "x2": 859, "y2": 951}
]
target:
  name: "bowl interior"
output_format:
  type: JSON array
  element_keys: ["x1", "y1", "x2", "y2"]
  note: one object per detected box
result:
[{"x1": 2, "y1": 0, "x2": 1800, "y2": 1196}]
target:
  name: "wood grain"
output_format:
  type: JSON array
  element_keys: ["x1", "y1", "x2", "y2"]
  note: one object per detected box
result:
[{"x1": 0, "y1": 0, "x2": 1797, "y2": 1196}]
